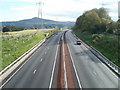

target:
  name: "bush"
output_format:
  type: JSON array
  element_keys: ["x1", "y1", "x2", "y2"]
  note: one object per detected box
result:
[
  {"x1": 2, "y1": 26, "x2": 24, "y2": 32},
  {"x1": 92, "y1": 34, "x2": 103, "y2": 43},
  {"x1": 2, "y1": 26, "x2": 10, "y2": 32}
]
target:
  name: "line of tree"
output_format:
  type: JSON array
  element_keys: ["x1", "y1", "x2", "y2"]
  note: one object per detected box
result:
[
  {"x1": 2, "y1": 25, "x2": 24, "y2": 32},
  {"x1": 72, "y1": 7, "x2": 120, "y2": 35}
]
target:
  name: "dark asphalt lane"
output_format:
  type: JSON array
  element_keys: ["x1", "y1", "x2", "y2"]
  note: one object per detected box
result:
[
  {"x1": 2, "y1": 30, "x2": 119, "y2": 88},
  {"x1": 2, "y1": 32, "x2": 63, "y2": 88},
  {"x1": 66, "y1": 30, "x2": 119, "y2": 88}
]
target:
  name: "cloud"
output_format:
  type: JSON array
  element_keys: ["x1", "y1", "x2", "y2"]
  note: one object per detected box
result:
[
  {"x1": 1, "y1": 0, "x2": 37, "y2": 3},
  {"x1": 109, "y1": 12, "x2": 118, "y2": 20},
  {"x1": 1, "y1": 0, "x2": 119, "y2": 21},
  {"x1": 11, "y1": 6, "x2": 37, "y2": 11},
  {"x1": 10, "y1": 6, "x2": 38, "y2": 20}
]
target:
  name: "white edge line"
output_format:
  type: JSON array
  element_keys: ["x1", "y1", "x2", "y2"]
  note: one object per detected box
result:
[
  {"x1": 0, "y1": 39, "x2": 45, "y2": 75},
  {"x1": 71, "y1": 31, "x2": 119, "y2": 79},
  {"x1": 80, "y1": 43, "x2": 119, "y2": 80},
  {"x1": 71, "y1": 30, "x2": 119, "y2": 85},
  {"x1": 67, "y1": 38, "x2": 82, "y2": 89},
  {"x1": 98, "y1": 60, "x2": 119, "y2": 79},
  {"x1": 0, "y1": 53, "x2": 34, "y2": 89},
  {"x1": 0, "y1": 33, "x2": 55, "y2": 89},
  {"x1": 49, "y1": 36, "x2": 60, "y2": 89},
  {"x1": 63, "y1": 35, "x2": 68, "y2": 88},
  {"x1": 0, "y1": 40, "x2": 46, "y2": 89}
]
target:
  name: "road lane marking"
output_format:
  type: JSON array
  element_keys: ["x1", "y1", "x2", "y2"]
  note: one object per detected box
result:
[
  {"x1": 70, "y1": 31, "x2": 119, "y2": 80},
  {"x1": 79, "y1": 38, "x2": 119, "y2": 80},
  {"x1": 63, "y1": 35, "x2": 68, "y2": 88},
  {"x1": 33, "y1": 70, "x2": 37, "y2": 74},
  {"x1": 99, "y1": 61, "x2": 119, "y2": 79},
  {"x1": 49, "y1": 36, "x2": 60, "y2": 89},
  {"x1": 40, "y1": 58, "x2": 43, "y2": 62},
  {"x1": 93, "y1": 71, "x2": 97, "y2": 75},
  {"x1": 45, "y1": 52, "x2": 47, "y2": 54},
  {"x1": 67, "y1": 36, "x2": 82, "y2": 89},
  {"x1": 0, "y1": 39, "x2": 47, "y2": 89},
  {"x1": 0, "y1": 55, "x2": 33, "y2": 89}
]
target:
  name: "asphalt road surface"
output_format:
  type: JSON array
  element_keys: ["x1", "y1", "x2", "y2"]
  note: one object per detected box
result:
[
  {"x1": 2, "y1": 31, "x2": 63, "y2": 88},
  {"x1": 1, "y1": 30, "x2": 119, "y2": 88},
  {"x1": 66, "y1": 30, "x2": 119, "y2": 88}
]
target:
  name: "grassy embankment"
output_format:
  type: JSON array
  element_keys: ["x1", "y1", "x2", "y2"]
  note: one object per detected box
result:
[
  {"x1": 74, "y1": 30, "x2": 120, "y2": 67},
  {"x1": 1, "y1": 29, "x2": 58, "y2": 70}
]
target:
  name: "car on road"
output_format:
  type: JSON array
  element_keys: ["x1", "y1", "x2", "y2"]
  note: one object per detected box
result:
[{"x1": 77, "y1": 40, "x2": 81, "y2": 45}]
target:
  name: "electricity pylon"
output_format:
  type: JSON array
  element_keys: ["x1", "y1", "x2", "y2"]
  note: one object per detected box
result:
[{"x1": 36, "y1": 1, "x2": 43, "y2": 29}]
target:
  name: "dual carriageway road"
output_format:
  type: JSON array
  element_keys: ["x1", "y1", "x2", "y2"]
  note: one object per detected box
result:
[{"x1": 1, "y1": 30, "x2": 119, "y2": 89}]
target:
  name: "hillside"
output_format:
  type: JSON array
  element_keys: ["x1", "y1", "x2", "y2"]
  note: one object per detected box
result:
[{"x1": 2, "y1": 17, "x2": 75, "y2": 29}]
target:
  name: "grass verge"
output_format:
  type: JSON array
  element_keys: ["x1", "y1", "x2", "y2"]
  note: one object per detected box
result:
[
  {"x1": 73, "y1": 30, "x2": 120, "y2": 67},
  {"x1": 1, "y1": 30, "x2": 58, "y2": 70}
]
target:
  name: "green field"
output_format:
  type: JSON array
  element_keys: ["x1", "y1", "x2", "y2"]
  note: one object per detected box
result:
[
  {"x1": 1, "y1": 29, "x2": 58, "y2": 70},
  {"x1": 74, "y1": 30, "x2": 120, "y2": 67}
]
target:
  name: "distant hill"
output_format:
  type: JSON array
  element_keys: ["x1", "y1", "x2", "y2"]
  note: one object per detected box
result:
[{"x1": 2, "y1": 17, "x2": 75, "y2": 29}]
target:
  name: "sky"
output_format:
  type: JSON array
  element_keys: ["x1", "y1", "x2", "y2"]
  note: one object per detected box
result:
[
  {"x1": 118, "y1": 1, "x2": 120, "y2": 18},
  {"x1": 0, "y1": 0, "x2": 119, "y2": 22}
]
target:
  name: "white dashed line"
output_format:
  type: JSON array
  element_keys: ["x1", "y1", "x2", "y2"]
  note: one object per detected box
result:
[
  {"x1": 40, "y1": 58, "x2": 43, "y2": 62},
  {"x1": 93, "y1": 71, "x2": 97, "y2": 75},
  {"x1": 33, "y1": 70, "x2": 36, "y2": 74},
  {"x1": 45, "y1": 52, "x2": 47, "y2": 54}
]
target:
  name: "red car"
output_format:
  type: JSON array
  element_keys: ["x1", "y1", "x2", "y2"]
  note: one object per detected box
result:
[{"x1": 77, "y1": 40, "x2": 81, "y2": 45}]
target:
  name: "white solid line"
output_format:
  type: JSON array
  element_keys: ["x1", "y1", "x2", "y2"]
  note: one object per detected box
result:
[
  {"x1": 63, "y1": 35, "x2": 68, "y2": 88},
  {"x1": 0, "y1": 40, "x2": 45, "y2": 89},
  {"x1": 67, "y1": 38, "x2": 82, "y2": 89},
  {"x1": 33, "y1": 70, "x2": 37, "y2": 74},
  {"x1": 63, "y1": 60, "x2": 68, "y2": 89},
  {"x1": 80, "y1": 39, "x2": 119, "y2": 80},
  {"x1": 98, "y1": 60, "x2": 119, "y2": 79},
  {"x1": 0, "y1": 54, "x2": 33, "y2": 89},
  {"x1": 71, "y1": 31, "x2": 119, "y2": 80},
  {"x1": 49, "y1": 37, "x2": 60, "y2": 89}
]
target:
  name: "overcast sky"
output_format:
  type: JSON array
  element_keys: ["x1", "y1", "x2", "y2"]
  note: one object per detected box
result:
[{"x1": 0, "y1": 0, "x2": 119, "y2": 22}]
